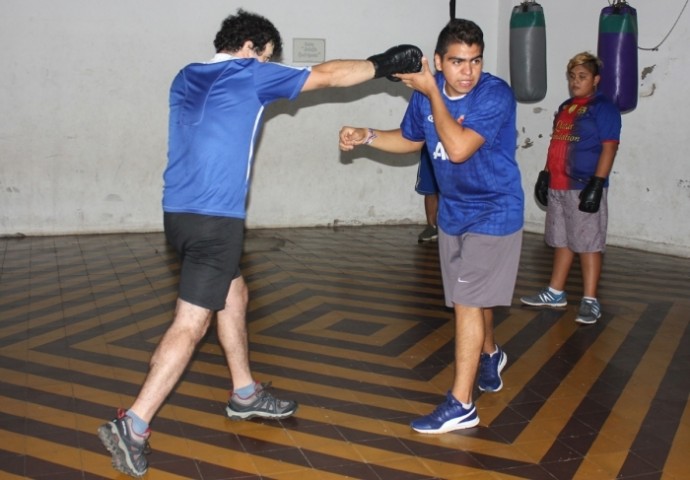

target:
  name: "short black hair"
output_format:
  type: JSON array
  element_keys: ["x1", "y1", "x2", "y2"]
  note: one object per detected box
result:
[
  {"x1": 435, "y1": 18, "x2": 484, "y2": 58},
  {"x1": 213, "y1": 9, "x2": 283, "y2": 58}
]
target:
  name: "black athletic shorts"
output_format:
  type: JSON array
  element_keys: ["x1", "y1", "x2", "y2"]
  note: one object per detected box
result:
[{"x1": 164, "y1": 212, "x2": 244, "y2": 311}]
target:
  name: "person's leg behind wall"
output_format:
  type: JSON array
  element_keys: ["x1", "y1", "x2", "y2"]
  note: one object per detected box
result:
[{"x1": 415, "y1": 147, "x2": 439, "y2": 243}]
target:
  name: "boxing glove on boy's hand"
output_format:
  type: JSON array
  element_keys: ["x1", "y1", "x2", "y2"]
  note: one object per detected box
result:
[
  {"x1": 368, "y1": 44, "x2": 423, "y2": 81},
  {"x1": 534, "y1": 170, "x2": 549, "y2": 207},
  {"x1": 579, "y1": 176, "x2": 606, "y2": 213}
]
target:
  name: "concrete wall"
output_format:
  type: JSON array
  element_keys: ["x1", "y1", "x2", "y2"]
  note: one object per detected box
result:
[{"x1": 1, "y1": 1, "x2": 689, "y2": 257}]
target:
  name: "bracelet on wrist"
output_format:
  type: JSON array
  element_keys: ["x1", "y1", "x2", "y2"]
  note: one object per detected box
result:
[{"x1": 364, "y1": 128, "x2": 377, "y2": 145}]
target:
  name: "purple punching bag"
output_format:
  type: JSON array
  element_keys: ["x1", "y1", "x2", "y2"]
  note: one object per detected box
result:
[{"x1": 597, "y1": 1, "x2": 638, "y2": 113}]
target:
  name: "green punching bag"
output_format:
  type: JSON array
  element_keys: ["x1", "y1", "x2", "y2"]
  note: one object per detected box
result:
[{"x1": 510, "y1": 1, "x2": 547, "y2": 103}]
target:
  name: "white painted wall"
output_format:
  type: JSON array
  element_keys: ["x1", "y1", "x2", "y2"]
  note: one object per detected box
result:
[{"x1": 1, "y1": 1, "x2": 689, "y2": 257}]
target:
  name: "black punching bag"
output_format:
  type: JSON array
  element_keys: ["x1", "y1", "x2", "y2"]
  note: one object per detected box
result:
[
  {"x1": 510, "y1": 1, "x2": 547, "y2": 103},
  {"x1": 597, "y1": 1, "x2": 638, "y2": 113}
]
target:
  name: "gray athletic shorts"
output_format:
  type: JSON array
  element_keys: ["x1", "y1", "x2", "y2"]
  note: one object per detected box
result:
[
  {"x1": 164, "y1": 212, "x2": 243, "y2": 312},
  {"x1": 438, "y1": 229, "x2": 523, "y2": 308},
  {"x1": 545, "y1": 189, "x2": 608, "y2": 253}
]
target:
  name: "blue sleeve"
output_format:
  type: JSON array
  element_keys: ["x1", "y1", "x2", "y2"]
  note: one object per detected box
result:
[
  {"x1": 400, "y1": 91, "x2": 429, "y2": 142},
  {"x1": 595, "y1": 99, "x2": 622, "y2": 142},
  {"x1": 254, "y1": 62, "x2": 311, "y2": 104}
]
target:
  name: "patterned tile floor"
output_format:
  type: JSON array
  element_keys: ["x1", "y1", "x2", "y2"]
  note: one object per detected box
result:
[{"x1": 0, "y1": 225, "x2": 688, "y2": 479}]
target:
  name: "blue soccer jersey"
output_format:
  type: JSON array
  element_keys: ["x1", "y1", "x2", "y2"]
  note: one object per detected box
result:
[
  {"x1": 401, "y1": 72, "x2": 524, "y2": 236},
  {"x1": 546, "y1": 92, "x2": 621, "y2": 190},
  {"x1": 162, "y1": 55, "x2": 310, "y2": 218}
]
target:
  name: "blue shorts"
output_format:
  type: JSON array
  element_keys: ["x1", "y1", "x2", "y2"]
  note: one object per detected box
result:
[
  {"x1": 164, "y1": 212, "x2": 243, "y2": 311},
  {"x1": 415, "y1": 148, "x2": 438, "y2": 195}
]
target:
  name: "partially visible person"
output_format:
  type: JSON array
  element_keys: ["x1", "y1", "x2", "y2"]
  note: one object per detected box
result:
[
  {"x1": 339, "y1": 18, "x2": 523, "y2": 434},
  {"x1": 521, "y1": 51, "x2": 621, "y2": 325},
  {"x1": 96, "y1": 8, "x2": 422, "y2": 478},
  {"x1": 416, "y1": 147, "x2": 440, "y2": 243}
]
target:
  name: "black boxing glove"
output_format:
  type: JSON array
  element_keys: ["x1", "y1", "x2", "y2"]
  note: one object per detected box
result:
[
  {"x1": 368, "y1": 44, "x2": 423, "y2": 82},
  {"x1": 579, "y1": 176, "x2": 606, "y2": 213},
  {"x1": 534, "y1": 170, "x2": 549, "y2": 207}
]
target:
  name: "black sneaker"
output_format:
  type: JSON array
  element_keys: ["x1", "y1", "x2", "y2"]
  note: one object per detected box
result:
[
  {"x1": 225, "y1": 382, "x2": 298, "y2": 420},
  {"x1": 97, "y1": 409, "x2": 150, "y2": 478},
  {"x1": 418, "y1": 225, "x2": 438, "y2": 243}
]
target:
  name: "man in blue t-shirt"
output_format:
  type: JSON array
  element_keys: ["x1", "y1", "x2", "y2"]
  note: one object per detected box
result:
[
  {"x1": 339, "y1": 18, "x2": 524, "y2": 434},
  {"x1": 97, "y1": 8, "x2": 423, "y2": 477}
]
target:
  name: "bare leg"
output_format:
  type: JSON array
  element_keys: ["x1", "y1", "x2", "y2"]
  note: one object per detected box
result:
[
  {"x1": 579, "y1": 252, "x2": 602, "y2": 298},
  {"x1": 450, "y1": 304, "x2": 484, "y2": 404},
  {"x1": 549, "y1": 246, "x2": 575, "y2": 291},
  {"x1": 481, "y1": 308, "x2": 496, "y2": 354},
  {"x1": 216, "y1": 275, "x2": 253, "y2": 389},
  {"x1": 129, "y1": 299, "x2": 213, "y2": 422},
  {"x1": 424, "y1": 194, "x2": 439, "y2": 226}
]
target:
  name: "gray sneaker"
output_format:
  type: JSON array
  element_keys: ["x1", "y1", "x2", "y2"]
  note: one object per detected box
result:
[
  {"x1": 520, "y1": 287, "x2": 567, "y2": 307},
  {"x1": 418, "y1": 225, "x2": 438, "y2": 243},
  {"x1": 97, "y1": 409, "x2": 150, "y2": 478},
  {"x1": 226, "y1": 382, "x2": 298, "y2": 420},
  {"x1": 575, "y1": 298, "x2": 601, "y2": 324}
]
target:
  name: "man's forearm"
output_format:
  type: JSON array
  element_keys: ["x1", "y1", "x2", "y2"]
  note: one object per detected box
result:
[{"x1": 305, "y1": 60, "x2": 374, "y2": 91}]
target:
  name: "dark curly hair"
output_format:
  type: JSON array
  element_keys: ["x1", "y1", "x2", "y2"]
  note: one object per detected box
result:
[
  {"x1": 213, "y1": 9, "x2": 283, "y2": 58},
  {"x1": 435, "y1": 18, "x2": 484, "y2": 57}
]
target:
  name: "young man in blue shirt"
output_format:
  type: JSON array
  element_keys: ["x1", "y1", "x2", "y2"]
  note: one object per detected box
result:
[
  {"x1": 339, "y1": 18, "x2": 524, "y2": 434},
  {"x1": 97, "y1": 9, "x2": 421, "y2": 477}
]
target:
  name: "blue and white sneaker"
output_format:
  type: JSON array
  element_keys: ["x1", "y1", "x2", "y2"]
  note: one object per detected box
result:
[
  {"x1": 575, "y1": 298, "x2": 601, "y2": 325},
  {"x1": 410, "y1": 391, "x2": 480, "y2": 434},
  {"x1": 520, "y1": 287, "x2": 567, "y2": 307},
  {"x1": 478, "y1": 345, "x2": 507, "y2": 392}
]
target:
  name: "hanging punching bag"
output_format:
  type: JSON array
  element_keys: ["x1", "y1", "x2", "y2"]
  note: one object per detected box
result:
[
  {"x1": 597, "y1": 1, "x2": 638, "y2": 113},
  {"x1": 510, "y1": 1, "x2": 547, "y2": 103}
]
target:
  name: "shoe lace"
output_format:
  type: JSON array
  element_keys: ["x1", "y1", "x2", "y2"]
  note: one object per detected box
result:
[
  {"x1": 429, "y1": 401, "x2": 452, "y2": 419},
  {"x1": 428, "y1": 394, "x2": 462, "y2": 420}
]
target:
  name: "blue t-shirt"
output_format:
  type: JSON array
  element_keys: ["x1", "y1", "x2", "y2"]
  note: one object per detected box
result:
[
  {"x1": 162, "y1": 57, "x2": 310, "y2": 218},
  {"x1": 401, "y1": 72, "x2": 524, "y2": 236}
]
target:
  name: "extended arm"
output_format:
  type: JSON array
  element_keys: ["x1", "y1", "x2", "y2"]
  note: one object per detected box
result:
[
  {"x1": 302, "y1": 45, "x2": 422, "y2": 92},
  {"x1": 302, "y1": 60, "x2": 375, "y2": 91},
  {"x1": 339, "y1": 127, "x2": 423, "y2": 154}
]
